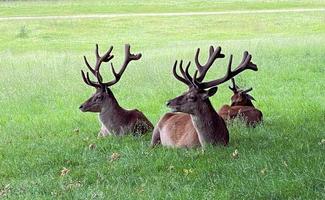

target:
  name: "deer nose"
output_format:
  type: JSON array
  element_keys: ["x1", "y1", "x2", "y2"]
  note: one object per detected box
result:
[
  {"x1": 79, "y1": 105, "x2": 83, "y2": 109},
  {"x1": 166, "y1": 101, "x2": 171, "y2": 106}
]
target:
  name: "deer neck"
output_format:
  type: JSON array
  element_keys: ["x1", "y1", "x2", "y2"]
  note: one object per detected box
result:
[
  {"x1": 231, "y1": 100, "x2": 254, "y2": 107},
  {"x1": 190, "y1": 99, "x2": 229, "y2": 146},
  {"x1": 99, "y1": 93, "x2": 126, "y2": 127}
]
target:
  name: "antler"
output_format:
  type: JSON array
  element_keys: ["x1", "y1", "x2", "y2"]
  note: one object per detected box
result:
[
  {"x1": 172, "y1": 47, "x2": 258, "y2": 90},
  {"x1": 103, "y1": 44, "x2": 142, "y2": 86},
  {"x1": 173, "y1": 60, "x2": 200, "y2": 88},
  {"x1": 172, "y1": 45, "x2": 225, "y2": 87},
  {"x1": 229, "y1": 78, "x2": 253, "y2": 94},
  {"x1": 198, "y1": 51, "x2": 257, "y2": 89},
  {"x1": 229, "y1": 78, "x2": 239, "y2": 92},
  {"x1": 81, "y1": 44, "x2": 114, "y2": 88},
  {"x1": 172, "y1": 60, "x2": 192, "y2": 86},
  {"x1": 81, "y1": 44, "x2": 141, "y2": 89},
  {"x1": 241, "y1": 87, "x2": 253, "y2": 93},
  {"x1": 195, "y1": 46, "x2": 225, "y2": 82}
]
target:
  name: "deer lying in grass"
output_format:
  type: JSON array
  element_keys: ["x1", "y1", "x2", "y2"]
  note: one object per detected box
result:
[
  {"x1": 151, "y1": 46, "x2": 258, "y2": 148},
  {"x1": 79, "y1": 44, "x2": 153, "y2": 136},
  {"x1": 218, "y1": 78, "x2": 263, "y2": 125}
]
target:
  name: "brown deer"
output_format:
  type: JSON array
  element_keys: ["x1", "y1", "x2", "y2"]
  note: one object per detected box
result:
[
  {"x1": 218, "y1": 78, "x2": 263, "y2": 125},
  {"x1": 79, "y1": 44, "x2": 153, "y2": 136},
  {"x1": 151, "y1": 46, "x2": 258, "y2": 148}
]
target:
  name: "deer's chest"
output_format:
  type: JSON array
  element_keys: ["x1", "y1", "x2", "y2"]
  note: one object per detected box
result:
[{"x1": 99, "y1": 115, "x2": 133, "y2": 136}]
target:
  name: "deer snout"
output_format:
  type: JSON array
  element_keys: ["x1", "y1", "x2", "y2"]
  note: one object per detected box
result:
[
  {"x1": 79, "y1": 104, "x2": 85, "y2": 112},
  {"x1": 166, "y1": 100, "x2": 171, "y2": 107}
]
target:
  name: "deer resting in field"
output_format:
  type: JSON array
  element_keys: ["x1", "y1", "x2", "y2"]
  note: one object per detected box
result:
[
  {"x1": 218, "y1": 78, "x2": 263, "y2": 125},
  {"x1": 79, "y1": 44, "x2": 153, "y2": 136},
  {"x1": 151, "y1": 46, "x2": 258, "y2": 148}
]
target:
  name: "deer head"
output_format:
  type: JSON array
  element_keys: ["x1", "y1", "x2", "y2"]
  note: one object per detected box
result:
[
  {"x1": 79, "y1": 44, "x2": 141, "y2": 112},
  {"x1": 229, "y1": 78, "x2": 255, "y2": 106},
  {"x1": 166, "y1": 46, "x2": 257, "y2": 114}
]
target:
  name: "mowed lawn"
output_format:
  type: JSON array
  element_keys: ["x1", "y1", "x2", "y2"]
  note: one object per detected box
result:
[{"x1": 0, "y1": 0, "x2": 324, "y2": 199}]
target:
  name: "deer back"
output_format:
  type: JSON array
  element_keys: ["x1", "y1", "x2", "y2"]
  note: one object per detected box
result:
[{"x1": 218, "y1": 105, "x2": 262, "y2": 125}]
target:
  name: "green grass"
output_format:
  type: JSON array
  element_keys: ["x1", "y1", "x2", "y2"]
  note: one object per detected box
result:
[{"x1": 0, "y1": 0, "x2": 325, "y2": 199}]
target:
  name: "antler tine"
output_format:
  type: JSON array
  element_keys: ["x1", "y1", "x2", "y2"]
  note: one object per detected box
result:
[
  {"x1": 81, "y1": 70, "x2": 100, "y2": 88},
  {"x1": 102, "y1": 44, "x2": 142, "y2": 87},
  {"x1": 199, "y1": 51, "x2": 258, "y2": 89},
  {"x1": 96, "y1": 44, "x2": 114, "y2": 72},
  {"x1": 195, "y1": 46, "x2": 225, "y2": 82},
  {"x1": 179, "y1": 60, "x2": 193, "y2": 84},
  {"x1": 192, "y1": 70, "x2": 200, "y2": 88},
  {"x1": 94, "y1": 44, "x2": 104, "y2": 82},
  {"x1": 95, "y1": 45, "x2": 114, "y2": 83},
  {"x1": 81, "y1": 70, "x2": 90, "y2": 85},
  {"x1": 229, "y1": 78, "x2": 239, "y2": 92},
  {"x1": 242, "y1": 87, "x2": 253, "y2": 93},
  {"x1": 172, "y1": 60, "x2": 191, "y2": 86},
  {"x1": 101, "y1": 46, "x2": 114, "y2": 62},
  {"x1": 86, "y1": 71, "x2": 101, "y2": 88},
  {"x1": 209, "y1": 46, "x2": 214, "y2": 56},
  {"x1": 125, "y1": 44, "x2": 142, "y2": 60},
  {"x1": 83, "y1": 56, "x2": 95, "y2": 75},
  {"x1": 95, "y1": 44, "x2": 100, "y2": 60},
  {"x1": 93, "y1": 44, "x2": 114, "y2": 68},
  {"x1": 81, "y1": 43, "x2": 115, "y2": 88},
  {"x1": 240, "y1": 51, "x2": 257, "y2": 70},
  {"x1": 83, "y1": 44, "x2": 113, "y2": 76}
]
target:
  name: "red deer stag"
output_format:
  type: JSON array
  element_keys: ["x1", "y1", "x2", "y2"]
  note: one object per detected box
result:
[
  {"x1": 79, "y1": 44, "x2": 153, "y2": 136},
  {"x1": 151, "y1": 46, "x2": 258, "y2": 148},
  {"x1": 218, "y1": 78, "x2": 263, "y2": 125}
]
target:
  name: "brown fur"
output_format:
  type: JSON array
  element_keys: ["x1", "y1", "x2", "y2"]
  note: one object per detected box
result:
[
  {"x1": 219, "y1": 105, "x2": 262, "y2": 125},
  {"x1": 81, "y1": 90, "x2": 153, "y2": 136},
  {"x1": 79, "y1": 43, "x2": 153, "y2": 136},
  {"x1": 151, "y1": 88, "x2": 229, "y2": 148},
  {"x1": 151, "y1": 45, "x2": 257, "y2": 148},
  {"x1": 219, "y1": 79, "x2": 263, "y2": 125},
  {"x1": 151, "y1": 113, "x2": 200, "y2": 148}
]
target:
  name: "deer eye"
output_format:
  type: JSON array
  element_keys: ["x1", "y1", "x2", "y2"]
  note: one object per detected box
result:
[
  {"x1": 95, "y1": 95, "x2": 103, "y2": 101},
  {"x1": 188, "y1": 96, "x2": 196, "y2": 102}
]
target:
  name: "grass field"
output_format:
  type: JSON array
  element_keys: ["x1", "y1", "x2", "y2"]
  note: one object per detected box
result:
[
  {"x1": 1, "y1": 0, "x2": 325, "y2": 16},
  {"x1": 0, "y1": 0, "x2": 325, "y2": 199}
]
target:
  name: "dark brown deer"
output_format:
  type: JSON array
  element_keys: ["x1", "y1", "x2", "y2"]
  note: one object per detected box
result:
[
  {"x1": 79, "y1": 44, "x2": 153, "y2": 136},
  {"x1": 151, "y1": 46, "x2": 257, "y2": 148},
  {"x1": 218, "y1": 78, "x2": 263, "y2": 125}
]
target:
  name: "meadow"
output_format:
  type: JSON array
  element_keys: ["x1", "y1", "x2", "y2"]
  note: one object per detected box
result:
[{"x1": 0, "y1": 0, "x2": 324, "y2": 199}]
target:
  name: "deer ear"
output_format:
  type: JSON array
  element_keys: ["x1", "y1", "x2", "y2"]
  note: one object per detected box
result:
[
  {"x1": 208, "y1": 87, "x2": 218, "y2": 96},
  {"x1": 247, "y1": 94, "x2": 256, "y2": 101},
  {"x1": 202, "y1": 87, "x2": 218, "y2": 99}
]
